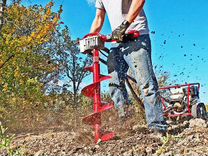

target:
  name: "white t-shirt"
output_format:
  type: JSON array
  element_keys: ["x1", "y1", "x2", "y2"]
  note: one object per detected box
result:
[{"x1": 96, "y1": 0, "x2": 149, "y2": 35}]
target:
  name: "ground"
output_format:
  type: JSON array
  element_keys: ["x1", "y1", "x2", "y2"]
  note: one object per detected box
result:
[{"x1": 1, "y1": 110, "x2": 208, "y2": 156}]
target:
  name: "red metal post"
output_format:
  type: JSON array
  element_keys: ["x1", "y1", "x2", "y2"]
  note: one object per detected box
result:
[
  {"x1": 93, "y1": 49, "x2": 101, "y2": 112},
  {"x1": 81, "y1": 34, "x2": 120, "y2": 144},
  {"x1": 187, "y1": 84, "x2": 191, "y2": 114},
  {"x1": 93, "y1": 49, "x2": 101, "y2": 143},
  {"x1": 161, "y1": 98, "x2": 167, "y2": 110},
  {"x1": 82, "y1": 48, "x2": 115, "y2": 143}
]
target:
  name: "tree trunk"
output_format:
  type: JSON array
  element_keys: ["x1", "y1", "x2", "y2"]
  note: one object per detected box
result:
[{"x1": 0, "y1": 0, "x2": 6, "y2": 31}]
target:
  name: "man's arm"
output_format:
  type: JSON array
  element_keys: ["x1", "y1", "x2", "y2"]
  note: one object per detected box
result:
[
  {"x1": 90, "y1": 9, "x2": 106, "y2": 33},
  {"x1": 111, "y1": 0, "x2": 145, "y2": 41},
  {"x1": 126, "y1": 0, "x2": 145, "y2": 23}
]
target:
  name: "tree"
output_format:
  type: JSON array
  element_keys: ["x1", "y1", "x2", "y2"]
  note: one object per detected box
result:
[
  {"x1": 0, "y1": 2, "x2": 62, "y2": 107},
  {"x1": 157, "y1": 72, "x2": 170, "y2": 87},
  {"x1": 44, "y1": 26, "x2": 92, "y2": 107}
]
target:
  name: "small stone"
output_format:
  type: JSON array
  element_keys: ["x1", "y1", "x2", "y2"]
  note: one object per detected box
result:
[
  {"x1": 34, "y1": 150, "x2": 43, "y2": 156},
  {"x1": 188, "y1": 151, "x2": 200, "y2": 156},
  {"x1": 132, "y1": 124, "x2": 140, "y2": 130},
  {"x1": 183, "y1": 120, "x2": 189, "y2": 126},
  {"x1": 189, "y1": 119, "x2": 207, "y2": 128},
  {"x1": 163, "y1": 151, "x2": 173, "y2": 156},
  {"x1": 146, "y1": 146, "x2": 152, "y2": 154},
  {"x1": 95, "y1": 145, "x2": 99, "y2": 149}
]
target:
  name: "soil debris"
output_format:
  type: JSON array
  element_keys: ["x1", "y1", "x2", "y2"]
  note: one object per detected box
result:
[{"x1": 1, "y1": 118, "x2": 207, "y2": 155}]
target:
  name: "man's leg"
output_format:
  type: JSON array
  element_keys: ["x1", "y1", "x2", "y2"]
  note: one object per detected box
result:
[
  {"x1": 107, "y1": 46, "x2": 130, "y2": 118},
  {"x1": 122, "y1": 35, "x2": 167, "y2": 131}
]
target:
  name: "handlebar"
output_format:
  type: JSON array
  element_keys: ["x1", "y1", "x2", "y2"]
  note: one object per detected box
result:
[
  {"x1": 79, "y1": 31, "x2": 140, "y2": 53},
  {"x1": 83, "y1": 30, "x2": 140, "y2": 43},
  {"x1": 105, "y1": 30, "x2": 140, "y2": 42}
]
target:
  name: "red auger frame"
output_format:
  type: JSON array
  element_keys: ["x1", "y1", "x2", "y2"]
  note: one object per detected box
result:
[
  {"x1": 160, "y1": 83, "x2": 201, "y2": 118},
  {"x1": 81, "y1": 48, "x2": 115, "y2": 143},
  {"x1": 80, "y1": 33, "x2": 115, "y2": 143},
  {"x1": 80, "y1": 31, "x2": 140, "y2": 143}
]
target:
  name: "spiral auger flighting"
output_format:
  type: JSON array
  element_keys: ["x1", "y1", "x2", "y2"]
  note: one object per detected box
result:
[{"x1": 80, "y1": 34, "x2": 116, "y2": 143}]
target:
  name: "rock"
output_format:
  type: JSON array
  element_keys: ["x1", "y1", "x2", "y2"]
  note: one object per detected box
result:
[
  {"x1": 187, "y1": 151, "x2": 200, "y2": 156},
  {"x1": 95, "y1": 145, "x2": 100, "y2": 149},
  {"x1": 182, "y1": 120, "x2": 189, "y2": 126},
  {"x1": 34, "y1": 150, "x2": 43, "y2": 156},
  {"x1": 123, "y1": 149, "x2": 133, "y2": 156},
  {"x1": 132, "y1": 124, "x2": 146, "y2": 131},
  {"x1": 163, "y1": 151, "x2": 174, "y2": 156},
  {"x1": 189, "y1": 118, "x2": 207, "y2": 128},
  {"x1": 132, "y1": 124, "x2": 140, "y2": 131},
  {"x1": 146, "y1": 146, "x2": 153, "y2": 154}
]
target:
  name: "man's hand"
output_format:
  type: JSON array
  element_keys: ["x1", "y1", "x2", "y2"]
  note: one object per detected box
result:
[{"x1": 111, "y1": 20, "x2": 130, "y2": 42}]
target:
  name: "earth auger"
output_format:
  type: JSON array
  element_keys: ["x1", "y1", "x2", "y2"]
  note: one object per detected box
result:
[{"x1": 79, "y1": 31, "x2": 141, "y2": 143}]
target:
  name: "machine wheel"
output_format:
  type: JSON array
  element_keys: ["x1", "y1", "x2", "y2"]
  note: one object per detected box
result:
[{"x1": 191, "y1": 103, "x2": 207, "y2": 119}]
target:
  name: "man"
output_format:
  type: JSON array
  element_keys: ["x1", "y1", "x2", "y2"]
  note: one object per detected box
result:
[{"x1": 90, "y1": 0, "x2": 168, "y2": 132}]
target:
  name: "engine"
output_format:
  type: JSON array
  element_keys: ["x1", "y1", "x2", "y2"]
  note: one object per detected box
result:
[{"x1": 160, "y1": 84, "x2": 200, "y2": 116}]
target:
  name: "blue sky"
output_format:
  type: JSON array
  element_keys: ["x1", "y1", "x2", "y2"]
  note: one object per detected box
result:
[{"x1": 23, "y1": 0, "x2": 208, "y2": 103}]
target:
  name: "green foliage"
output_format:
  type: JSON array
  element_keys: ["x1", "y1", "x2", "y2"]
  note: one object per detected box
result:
[
  {"x1": 0, "y1": 2, "x2": 61, "y2": 98},
  {"x1": 0, "y1": 123, "x2": 22, "y2": 155},
  {"x1": 0, "y1": 2, "x2": 64, "y2": 121},
  {"x1": 156, "y1": 134, "x2": 182, "y2": 155},
  {"x1": 80, "y1": 95, "x2": 93, "y2": 109}
]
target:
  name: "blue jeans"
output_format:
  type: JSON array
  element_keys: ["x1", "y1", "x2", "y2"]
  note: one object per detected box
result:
[{"x1": 107, "y1": 34, "x2": 165, "y2": 128}]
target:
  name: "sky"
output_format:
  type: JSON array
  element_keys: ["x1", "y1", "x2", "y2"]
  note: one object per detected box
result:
[{"x1": 22, "y1": 0, "x2": 208, "y2": 103}]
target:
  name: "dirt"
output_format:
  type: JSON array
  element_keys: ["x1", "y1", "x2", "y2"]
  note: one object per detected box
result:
[
  {"x1": 1, "y1": 105, "x2": 208, "y2": 156},
  {"x1": 1, "y1": 114, "x2": 207, "y2": 156}
]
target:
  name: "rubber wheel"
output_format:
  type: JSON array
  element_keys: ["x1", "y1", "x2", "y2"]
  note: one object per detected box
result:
[
  {"x1": 191, "y1": 104, "x2": 197, "y2": 118},
  {"x1": 192, "y1": 103, "x2": 207, "y2": 119},
  {"x1": 197, "y1": 103, "x2": 207, "y2": 119}
]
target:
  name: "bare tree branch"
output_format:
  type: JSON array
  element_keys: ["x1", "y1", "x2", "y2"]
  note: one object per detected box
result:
[{"x1": 0, "y1": 54, "x2": 14, "y2": 69}]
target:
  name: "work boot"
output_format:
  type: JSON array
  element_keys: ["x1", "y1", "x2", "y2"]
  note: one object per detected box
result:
[{"x1": 148, "y1": 121, "x2": 169, "y2": 137}]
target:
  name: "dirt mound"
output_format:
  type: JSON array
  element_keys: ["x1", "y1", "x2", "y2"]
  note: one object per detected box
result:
[
  {"x1": 11, "y1": 125, "x2": 161, "y2": 156},
  {"x1": 160, "y1": 118, "x2": 208, "y2": 155},
  {"x1": 2, "y1": 118, "x2": 206, "y2": 156}
]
